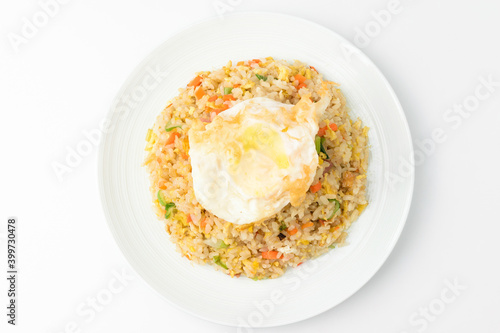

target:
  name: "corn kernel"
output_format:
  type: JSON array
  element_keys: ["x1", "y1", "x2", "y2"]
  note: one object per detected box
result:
[{"x1": 305, "y1": 69, "x2": 312, "y2": 80}]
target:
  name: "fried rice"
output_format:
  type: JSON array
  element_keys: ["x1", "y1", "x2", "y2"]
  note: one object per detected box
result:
[{"x1": 143, "y1": 58, "x2": 369, "y2": 280}]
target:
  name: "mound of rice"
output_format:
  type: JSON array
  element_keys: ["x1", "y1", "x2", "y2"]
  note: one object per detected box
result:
[{"x1": 143, "y1": 58, "x2": 369, "y2": 280}]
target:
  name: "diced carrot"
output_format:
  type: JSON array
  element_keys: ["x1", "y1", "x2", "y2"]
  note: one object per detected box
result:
[
  {"x1": 301, "y1": 222, "x2": 314, "y2": 229},
  {"x1": 186, "y1": 214, "x2": 192, "y2": 223},
  {"x1": 237, "y1": 61, "x2": 244, "y2": 66},
  {"x1": 319, "y1": 220, "x2": 325, "y2": 226},
  {"x1": 329, "y1": 123, "x2": 338, "y2": 131},
  {"x1": 297, "y1": 83, "x2": 307, "y2": 90},
  {"x1": 200, "y1": 218, "x2": 207, "y2": 230},
  {"x1": 223, "y1": 94, "x2": 235, "y2": 101},
  {"x1": 233, "y1": 84, "x2": 241, "y2": 88},
  {"x1": 317, "y1": 126, "x2": 328, "y2": 137},
  {"x1": 262, "y1": 251, "x2": 281, "y2": 259},
  {"x1": 289, "y1": 228, "x2": 298, "y2": 236},
  {"x1": 165, "y1": 132, "x2": 181, "y2": 145},
  {"x1": 297, "y1": 262, "x2": 303, "y2": 266},
  {"x1": 310, "y1": 182, "x2": 321, "y2": 193},
  {"x1": 294, "y1": 74, "x2": 306, "y2": 84},
  {"x1": 249, "y1": 59, "x2": 261, "y2": 65},
  {"x1": 310, "y1": 66, "x2": 318, "y2": 73},
  {"x1": 214, "y1": 104, "x2": 229, "y2": 114},
  {"x1": 181, "y1": 152, "x2": 189, "y2": 160},
  {"x1": 187, "y1": 75, "x2": 203, "y2": 87},
  {"x1": 195, "y1": 87, "x2": 206, "y2": 100},
  {"x1": 208, "y1": 95, "x2": 219, "y2": 102}
]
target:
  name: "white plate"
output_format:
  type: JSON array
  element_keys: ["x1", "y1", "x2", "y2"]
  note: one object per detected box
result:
[{"x1": 98, "y1": 12, "x2": 414, "y2": 328}]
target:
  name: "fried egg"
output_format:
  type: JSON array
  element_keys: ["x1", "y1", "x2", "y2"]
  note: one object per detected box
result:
[{"x1": 189, "y1": 85, "x2": 332, "y2": 225}]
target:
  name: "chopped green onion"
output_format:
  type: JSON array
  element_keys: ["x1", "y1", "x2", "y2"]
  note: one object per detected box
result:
[
  {"x1": 327, "y1": 199, "x2": 341, "y2": 219},
  {"x1": 224, "y1": 87, "x2": 233, "y2": 95},
  {"x1": 157, "y1": 190, "x2": 167, "y2": 207},
  {"x1": 166, "y1": 125, "x2": 182, "y2": 132},
  {"x1": 329, "y1": 244, "x2": 336, "y2": 249},
  {"x1": 213, "y1": 255, "x2": 228, "y2": 270},
  {"x1": 145, "y1": 128, "x2": 152, "y2": 142},
  {"x1": 216, "y1": 240, "x2": 229, "y2": 249},
  {"x1": 320, "y1": 137, "x2": 329, "y2": 159},
  {"x1": 165, "y1": 120, "x2": 182, "y2": 132},
  {"x1": 255, "y1": 74, "x2": 267, "y2": 81},
  {"x1": 279, "y1": 222, "x2": 287, "y2": 231},
  {"x1": 252, "y1": 276, "x2": 259, "y2": 281},
  {"x1": 164, "y1": 202, "x2": 176, "y2": 219},
  {"x1": 315, "y1": 136, "x2": 321, "y2": 154}
]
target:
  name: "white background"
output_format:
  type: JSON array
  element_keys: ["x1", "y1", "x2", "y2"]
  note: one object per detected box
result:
[{"x1": 1, "y1": 0, "x2": 499, "y2": 332}]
